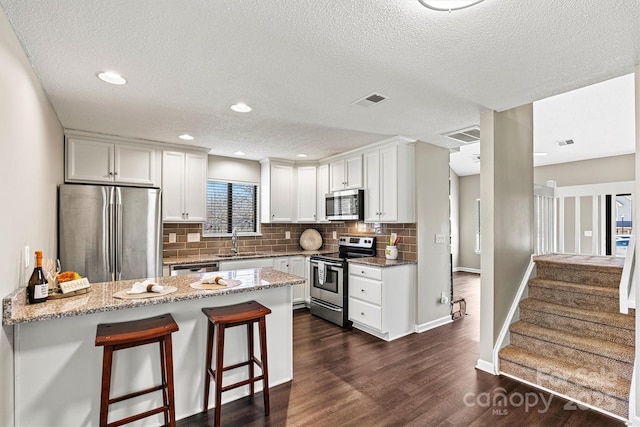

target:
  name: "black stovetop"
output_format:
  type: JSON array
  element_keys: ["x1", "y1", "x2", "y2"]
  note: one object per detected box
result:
[{"x1": 311, "y1": 236, "x2": 376, "y2": 263}]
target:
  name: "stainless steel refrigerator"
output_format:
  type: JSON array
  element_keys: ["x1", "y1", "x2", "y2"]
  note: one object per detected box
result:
[{"x1": 58, "y1": 184, "x2": 162, "y2": 283}]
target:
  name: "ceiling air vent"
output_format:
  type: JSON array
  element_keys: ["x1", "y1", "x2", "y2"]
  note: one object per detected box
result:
[
  {"x1": 471, "y1": 154, "x2": 480, "y2": 163},
  {"x1": 353, "y1": 92, "x2": 389, "y2": 108},
  {"x1": 557, "y1": 139, "x2": 575, "y2": 146},
  {"x1": 443, "y1": 126, "x2": 480, "y2": 144}
]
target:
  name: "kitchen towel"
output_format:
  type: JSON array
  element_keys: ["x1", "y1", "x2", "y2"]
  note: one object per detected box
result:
[
  {"x1": 201, "y1": 273, "x2": 233, "y2": 285},
  {"x1": 318, "y1": 261, "x2": 326, "y2": 285},
  {"x1": 126, "y1": 280, "x2": 163, "y2": 294}
]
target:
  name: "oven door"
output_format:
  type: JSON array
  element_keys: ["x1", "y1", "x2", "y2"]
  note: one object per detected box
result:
[{"x1": 309, "y1": 260, "x2": 344, "y2": 307}]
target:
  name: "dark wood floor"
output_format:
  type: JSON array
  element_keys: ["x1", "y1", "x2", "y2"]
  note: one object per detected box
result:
[{"x1": 178, "y1": 272, "x2": 624, "y2": 426}]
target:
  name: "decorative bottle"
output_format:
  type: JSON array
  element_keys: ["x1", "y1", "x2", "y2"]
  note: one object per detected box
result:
[{"x1": 27, "y1": 250, "x2": 49, "y2": 304}]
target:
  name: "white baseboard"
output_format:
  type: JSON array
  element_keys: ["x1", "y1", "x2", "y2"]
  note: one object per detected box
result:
[
  {"x1": 475, "y1": 359, "x2": 496, "y2": 375},
  {"x1": 455, "y1": 267, "x2": 481, "y2": 274},
  {"x1": 415, "y1": 315, "x2": 452, "y2": 333}
]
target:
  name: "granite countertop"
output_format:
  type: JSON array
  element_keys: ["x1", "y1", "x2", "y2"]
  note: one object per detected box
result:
[
  {"x1": 2, "y1": 267, "x2": 304, "y2": 326},
  {"x1": 163, "y1": 249, "x2": 335, "y2": 266},
  {"x1": 347, "y1": 257, "x2": 417, "y2": 268}
]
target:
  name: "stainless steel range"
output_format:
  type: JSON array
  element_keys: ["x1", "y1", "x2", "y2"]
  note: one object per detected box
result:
[{"x1": 309, "y1": 236, "x2": 376, "y2": 327}]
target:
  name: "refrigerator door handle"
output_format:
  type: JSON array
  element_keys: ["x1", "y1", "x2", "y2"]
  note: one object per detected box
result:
[
  {"x1": 107, "y1": 187, "x2": 115, "y2": 279},
  {"x1": 115, "y1": 187, "x2": 123, "y2": 280}
]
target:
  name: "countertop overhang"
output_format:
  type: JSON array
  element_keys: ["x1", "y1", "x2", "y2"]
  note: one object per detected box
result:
[
  {"x1": 347, "y1": 257, "x2": 417, "y2": 268},
  {"x1": 3, "y1": 267, "x2": 304, "y2": 326},
  {"x1": 162, "y1": 249, "x2": 333, "y2": 266}
]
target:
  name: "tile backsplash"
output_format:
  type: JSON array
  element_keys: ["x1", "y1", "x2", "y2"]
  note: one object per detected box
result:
[{"x1": 163, "y1": 222, "x2": 417, "y2": 261}]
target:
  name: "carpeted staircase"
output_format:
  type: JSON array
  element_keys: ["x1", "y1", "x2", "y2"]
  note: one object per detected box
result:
[{"x1": 498, "y1": 254, "x2": 634, "y2": 419}]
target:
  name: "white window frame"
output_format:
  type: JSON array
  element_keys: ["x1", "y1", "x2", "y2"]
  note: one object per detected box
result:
[{"x1": 202, "y1": 179, "x2": 262, "y2": 237}]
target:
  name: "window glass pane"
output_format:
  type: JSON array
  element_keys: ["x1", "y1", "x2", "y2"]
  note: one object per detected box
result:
[
  {"x1": 231, "y1": 183, "x2": 257, "y2": 232},
  {"x1": 204, "y1": 180, "x2": 257, "y2": 234}
]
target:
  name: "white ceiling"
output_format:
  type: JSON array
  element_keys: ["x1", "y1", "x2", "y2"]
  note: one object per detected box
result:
[{"x1": 1, "y1": 0, "x2": 639, "y2": 166}]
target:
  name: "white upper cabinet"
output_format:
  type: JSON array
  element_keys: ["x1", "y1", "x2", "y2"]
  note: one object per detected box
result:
[
  {"x1": 364, "y1": 141, "x2": 415, "y2": 223},
  {"x1": 162, "y1": 150, "x2": 207, "y2": 222},
  {"x1": 66, "y1": 135, "x2": 158, "y2": 186},
  {"x1": 316, "y1": 164, "x2": 329, "y2": 222},
  {"x1": 261, "y1": 159, "x2": 295, "y2": 223},
  {"x1": 296, "y1": 165, "x2": 317, "y2": 222},
  {"x1": 329, "y1": 155, "x2": 362, "y2": 192}
]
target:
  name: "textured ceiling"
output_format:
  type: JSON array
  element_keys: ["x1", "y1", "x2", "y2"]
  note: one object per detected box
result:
[{"x1": 1, "y1": 0, "x2": 639, "y2": 165}]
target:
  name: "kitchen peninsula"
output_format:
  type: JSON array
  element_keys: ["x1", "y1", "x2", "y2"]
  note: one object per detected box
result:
[{"x1": 3, "y1": 267, "x2": 304, "y2": 426}]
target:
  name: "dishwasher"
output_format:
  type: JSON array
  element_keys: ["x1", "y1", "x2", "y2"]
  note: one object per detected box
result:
[{"x1": 169, "y1": 261, "x2": 219, "y2": 276}]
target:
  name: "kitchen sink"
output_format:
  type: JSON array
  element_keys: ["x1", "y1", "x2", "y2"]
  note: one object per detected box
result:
[{"x1": 216, "y1": 252, "x2": 266, "y2": 258}]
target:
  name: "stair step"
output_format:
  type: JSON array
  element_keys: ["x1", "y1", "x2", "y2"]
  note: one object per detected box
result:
[
  {"x1": 499, "y1": 346, "x2": 630, "y2": 418},
  {"x1": 519, "y1": 298, "x2": 634, "y2": 346},
  {"x1": 509, "y1": 321, "x2": 633, "y2": 379},
  {"x1": 528, "y1": 278, "x2": 619, "y2": 312},
  {"x1": 534, "y1": 254, "x2": 623, "y2": 288}
]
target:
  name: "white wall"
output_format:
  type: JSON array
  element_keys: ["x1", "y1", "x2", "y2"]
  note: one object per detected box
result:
[
  {"x1": 459, "y1": 174, "x2": 481, "y2": 271},
  {"x1": 534, "y1": 153, "x2": 634, "y2": 185},
  {"x1": 450, "y1": 168, "x2": 460, "y2": 269},
  {"x1": 415, "y1": 141, "x2": 452, "y2": 328},
  {"x1": 479, "y1": 105, "x2": 534, "y2": 368},
  {"x1": 208, "y1": 155, "x2": 261, "y2": 182},
  {"x1": 0, "y1": 9, "x2": 64, "y2": 425}
]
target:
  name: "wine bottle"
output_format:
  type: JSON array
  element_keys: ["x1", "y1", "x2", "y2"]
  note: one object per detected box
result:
[{"x1": 27, "y1": 250, "x2": 49, "y2": 304}]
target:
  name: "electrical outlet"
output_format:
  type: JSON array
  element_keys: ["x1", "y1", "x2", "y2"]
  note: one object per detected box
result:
[
  {"x1": 169, "y1": 233, "x2": 177, "y2": 243},
  {"x1": 187, "y1": 233, "x2": 200, "y2": 242},
  {"x1": 435, "y1": 234, "x2": 446, "y2": 244},
  {"x1": 584, "y1": 230, "x2": 593, "y2": 237},
  {"x1": 285, "y1": 231, "x2": 291, "y2": 239},
  {"x1": 440, "y1": 292, "x2": 449, "y2": 304},
  {"x1": 332, "y1": 231, "x2": 337, "y2": 239}
]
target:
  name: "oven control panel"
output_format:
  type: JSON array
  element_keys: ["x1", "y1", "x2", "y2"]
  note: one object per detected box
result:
[{"x1": 338, "y1": 236, "x2": 375, "y2": 249}]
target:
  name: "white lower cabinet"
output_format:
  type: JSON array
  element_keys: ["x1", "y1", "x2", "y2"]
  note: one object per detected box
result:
[
  {"x1": 273, "y1": 256, "x2": 307, "y2": 308},
  {"x1": 348, "y1": 263, "x2": 415, "y2": 341}
]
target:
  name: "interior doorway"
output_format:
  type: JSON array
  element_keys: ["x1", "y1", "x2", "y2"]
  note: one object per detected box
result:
[{"x1": 605, "y1": 193, "x2": 633, "y2": 257}]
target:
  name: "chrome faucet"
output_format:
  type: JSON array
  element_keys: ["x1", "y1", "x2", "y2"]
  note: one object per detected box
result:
[{"x1": 231, "y1": 227, "x2": 238, "y2": 253}]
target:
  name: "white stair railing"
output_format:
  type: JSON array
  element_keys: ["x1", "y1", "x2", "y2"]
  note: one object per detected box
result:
[{"x1": 620, "y1": 230, "x2": 636, "y2": 314}]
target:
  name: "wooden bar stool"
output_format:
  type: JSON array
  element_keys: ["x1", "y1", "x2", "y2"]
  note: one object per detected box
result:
[
  {"x1": 95, "y1": 313, "x2": 179, "y2": 427},
  {"x1": 202, "y1": 300, "x2": 272, "y2": 426}
]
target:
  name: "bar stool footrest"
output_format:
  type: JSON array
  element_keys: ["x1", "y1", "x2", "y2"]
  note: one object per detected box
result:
[
  {"x1": 220, "y1": 375, "x2": 265, "y2": 393},
  {"x1": 106, "y1": 406, "x2": 169, "y2": 427},
  {"x1": 108, "y1": 384, "x2": 166, "y2": 405}
]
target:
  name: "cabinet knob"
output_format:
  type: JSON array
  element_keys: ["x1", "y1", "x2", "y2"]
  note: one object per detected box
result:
[
  {"x1": 361, "y1": 289, "x2": 365, "y2": 292},
  {"x1": 108, "y1": 172, "x2": 114, "y2": 176},
  {"x1": 113, "y1": 171, "x2": 118, "y2": 176},
  {"x1": 361, "y1": 270, "x2": 365, "y2": 274},
  {"x1": 361, "y1": 312, "x2": 365, "y2": 316}
]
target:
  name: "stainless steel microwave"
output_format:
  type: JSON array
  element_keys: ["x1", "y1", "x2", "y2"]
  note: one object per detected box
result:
[{"x1": 325, "y1": 189, "x2": 364, "y2": 221}]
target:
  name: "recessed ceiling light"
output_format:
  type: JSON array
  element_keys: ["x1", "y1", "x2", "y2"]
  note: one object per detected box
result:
[
  {"x1": 234, "y1": 151, "x2": 246, "y2": 156},
  {"x1": 418, "y1": 0, "x2": 484, "y2": 11},
  {"x1": 534, "y1": 152, "x2": 548, "y2": 156},
  {"x1": 296, "y1": 154, "x2": 308, "y2": 158},
  {"x1": 230, "y1": 103, "x2": 252, "y2": 113},
  {"x1": 97, "y1": 71, "x2": 126, "y2": 85},
  {"x1": 178, "y1": 134, "x2": 194, "y2": 141}
]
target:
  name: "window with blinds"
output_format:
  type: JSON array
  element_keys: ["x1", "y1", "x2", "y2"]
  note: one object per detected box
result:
[{"x1": 204, "y1": 180, "x2": 258, "y2": 235}]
